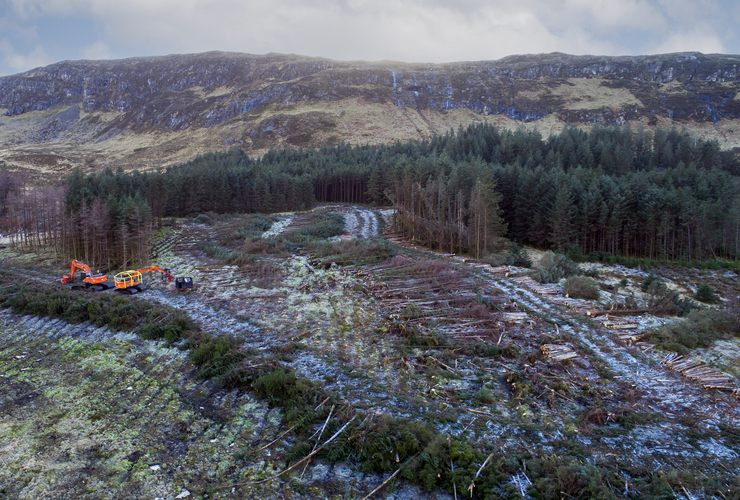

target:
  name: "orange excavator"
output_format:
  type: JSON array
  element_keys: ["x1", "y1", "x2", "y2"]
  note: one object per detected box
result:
[
  {"x1": 60, "y1": 260, "x2": 116, "y2": 291},
  {"x1": 114, "y1": 266, "x2": 172, "y2": 294}
]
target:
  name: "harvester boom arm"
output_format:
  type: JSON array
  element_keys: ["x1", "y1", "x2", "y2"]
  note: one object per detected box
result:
[
  {"x1": 61, "y1": 259, "x2": 93, "y2": 284},
  {"x1": 136, "y1": 266, "x2": 172, "y2": 281},
  {"x1": 69, "y1": 259, "x2": 92, "y2": 281}
]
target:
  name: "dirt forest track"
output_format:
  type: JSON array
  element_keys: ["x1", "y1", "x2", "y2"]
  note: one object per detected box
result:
[{"x1": 2, "y1": 205, "x2": 740, "y2": 499}]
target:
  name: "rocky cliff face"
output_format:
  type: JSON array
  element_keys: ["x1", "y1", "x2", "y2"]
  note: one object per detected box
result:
[{"x1": 1, "y1": 51, "x2": 739, "y2": 178}]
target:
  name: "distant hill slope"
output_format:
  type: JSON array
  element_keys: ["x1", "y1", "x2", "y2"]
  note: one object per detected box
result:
[{"x1": 1, "y1": 51, "x2": 739, "y2": 180}]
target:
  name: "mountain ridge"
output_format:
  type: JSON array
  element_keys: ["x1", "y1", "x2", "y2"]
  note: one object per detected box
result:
[{"x1": 1, "y1": 51, "x2": 739, "y2": 181}]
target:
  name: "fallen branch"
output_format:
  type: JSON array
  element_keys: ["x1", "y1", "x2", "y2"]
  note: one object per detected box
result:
[
  {"x1": 550, "y1": 388, "x2": 575, "y2": 403},
  {"x1": 301, "y1": 405, "x2": 335, "y2": 479},
  {"x1": 466, "y1": 408, "x2": 497, "y2": 418},
  {"x1": 226, "y1": 415, "x2": 357, "y2": 488},
  {"x1": 429, "y1": 356, "x2": 461, "y2": 375},
  {"x1": 467, "y1": 452, "x2": 494, "y2": 497},
  {"x1": 361, "y1": 451, "x2": 422, "y2": 500},
  {"x1": 253, "y1": 424, "x2": 297, "y2": 453}
]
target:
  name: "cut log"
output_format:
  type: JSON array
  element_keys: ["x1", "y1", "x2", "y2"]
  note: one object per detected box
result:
[{"x1": 551, "y1": 352, "x2": 578, "y2": 361}]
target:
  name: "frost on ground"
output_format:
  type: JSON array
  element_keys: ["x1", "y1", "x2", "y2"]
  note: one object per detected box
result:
[
  {"x1": 263, "y1": 216, "x2": 293, "y2": 238},
  {"x1": 2, "y1": 209, "x2": 740, "y2": 498},
  {"x1": 323, "y1": 204, "x2": 381, "y2": 240}
]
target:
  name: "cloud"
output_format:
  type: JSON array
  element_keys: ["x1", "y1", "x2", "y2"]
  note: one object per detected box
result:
[
  {"x1": 649, "y1": 31, "x2": 725, "y2": 55},
  {"x1": 0, "y1": 38, "x2": 53, "y2": 73},
  {"x1": 656, "y1": 0, "x2": 722, "y2": 23},
  {"x1": 0, "y1": 0, "x2": 739, "y2": 76},
  {"x1": 81, "y1": 40, "x2": 111, "y2": 60},
  {"x1": 7, "y1": 0, "x2": 90, "y2": 18},
  {"x1": 81, "y1": 0, "x2": 624, "y2": 62},
  {"x1": 555, "y1": 0, "x2": 665, "y2": 31}
]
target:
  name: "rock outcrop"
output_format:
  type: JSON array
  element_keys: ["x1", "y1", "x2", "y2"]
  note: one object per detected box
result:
[{"x1": 1, "y1": 51, "x2": 739, "y2": 177}]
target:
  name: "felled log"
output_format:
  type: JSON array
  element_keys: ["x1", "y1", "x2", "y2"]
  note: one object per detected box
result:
[
  {"x1": 501, "y1": 312, "x2": 528, "y2": 324},
  {"x1": 541, "y1": 344, "x2": 578, "y2": 361},
  {"x1": 586, "y1": 309, "x2": 650, "y2": 317},
  {"x1": 603, "y1": 322, "x2": 639, "y2": 330}
]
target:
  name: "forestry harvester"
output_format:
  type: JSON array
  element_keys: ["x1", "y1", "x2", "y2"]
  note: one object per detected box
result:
[
  {"x1": 114, "y1": 266, "x2": 172, "y2": 295},
  {"x1": 60, "y1": 260, "x2": 115, "y2": 291}
]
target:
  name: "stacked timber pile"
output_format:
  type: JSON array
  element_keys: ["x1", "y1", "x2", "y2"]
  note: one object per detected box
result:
[
  {"x1": 661, "y1": 353, "x2": 739, "y2": 395},
  {"x1": 550, "y1": 295, "x2": 592, "y2": 310},
  {"x1": 604, "y1": 318, "x2": 641, "y2": 343},
  {"x1": 589, "y1": 314, "x2": 653, "y2": 349},
  {"x1": 174, "y1": 231, "x2": 203, "y2": 253},
  {"x1": 194, "y1": 264, "x2": 240, "y2": 300},
  {"x1": 462, "y1": 261, "x2": 494, "y2": 271},
  {"x1": 488, "y1": 266, "x2": 510, "y2": 275},
  {"x1": 586, "y1": 308, "x2": 650, "y2": 317},
  {"x1": 383, "y1": 231, "x2": 409, "y2": 246},
  {"x1": 509, "y1": 275, "x2": 563, "y2": 298},
  {"x1": 511, "y1": 276, "x2": 539, "y2": 287},
  {"x1": 600, "y1": 316, "x2": 639, "y2": 330},
  {"x1": 436, "y1": 319, "x2": 502, "y2": 340},
  {"x1": 501, "y1": 312, "x2": 528, "y2": 325},
  {"x1": 541, "y1": 344, "x2": 578, "y2": 361},
  {"x1": 531, "y1": 283, "x2": 560, "y2": 297}
]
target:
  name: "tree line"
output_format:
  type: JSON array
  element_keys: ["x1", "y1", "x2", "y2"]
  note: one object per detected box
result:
[{"x1": 1, "y1": 123, "x2": 739, "y2": 268}]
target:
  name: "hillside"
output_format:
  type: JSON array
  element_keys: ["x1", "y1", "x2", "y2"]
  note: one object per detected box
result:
[{"x1": 1, "y1": 51, "x2": 740, "y2": 181}]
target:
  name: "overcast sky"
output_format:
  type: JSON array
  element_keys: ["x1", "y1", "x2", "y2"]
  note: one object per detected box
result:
[{"x1": 1, "y1": 0, "x2": 739, "y2": 76}]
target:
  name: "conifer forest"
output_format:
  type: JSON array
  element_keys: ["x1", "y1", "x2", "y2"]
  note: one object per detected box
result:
[
  {"x1": 2, "y1": 124, "x2": 739, "y2": 267},
  {"x1": 2, "y1": 123, "x2": 740, "y2": 500}
]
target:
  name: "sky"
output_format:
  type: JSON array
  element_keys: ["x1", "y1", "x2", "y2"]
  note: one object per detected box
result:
[{"x1": 1, "y1": 0, "x2": 740, "y2": 76}]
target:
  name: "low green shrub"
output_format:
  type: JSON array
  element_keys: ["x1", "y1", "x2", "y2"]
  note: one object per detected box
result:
[
  {"x1": 202, "y1": 243, "x2": 256, "y2": 266},
  {"x1": 507, "y1": 242, "x2": 533, "y2": 268},
  {"x1": 232, "y1": 214, "x2": 276, "y2": 240},
  {"x1": 294, "y1": 212, "x2": 345, "y2": 239},
  {"x1": 531, "y1": 251, "x2": 580, "y2": 283},
  {"x1": 307, "y1": 239, "x2": 397, "y2": 266},
  {"x1": 194, "y1": 213, "x2": 213, "y2": 225},
  {"x1": 187, "y1": 333, "x2": 247, "y2": 383},
  {"x1": 640, "y1": 272, "x2": 661, "y2": 292},
  {"x1": 646, "y1": 308, "x2": 735, "y2": 353},
  {"x1": 564, "y1": 276, "x2": 600, "y2": 300},
  {"x1": 694, "y1": 283, "x2": 718, "y2": 304},
  {"x1": 641, "y1": 273, "x2": 695, "y2": 316},
  {"x1": 0, "y1": 285, "x2": 200, "y2": 344},
  {"x1": 139, "y1": 308, "x2": 195, "y2": 344},
  {"x1": 528, "y1": 457, "x2": 618, "y2": 500},
  {"x1": 474, "y1": 386, "x2": 495, "y2": 404}
]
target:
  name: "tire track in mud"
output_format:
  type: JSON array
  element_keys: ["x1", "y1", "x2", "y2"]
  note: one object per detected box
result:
[{"x1": 320, "y1": 204, "x2": 381, "y2": 239}]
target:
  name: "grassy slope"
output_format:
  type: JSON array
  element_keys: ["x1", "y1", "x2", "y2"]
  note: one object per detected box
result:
[{"x1": 2, "y1": 76, "x2": 740, "y2": 183}]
